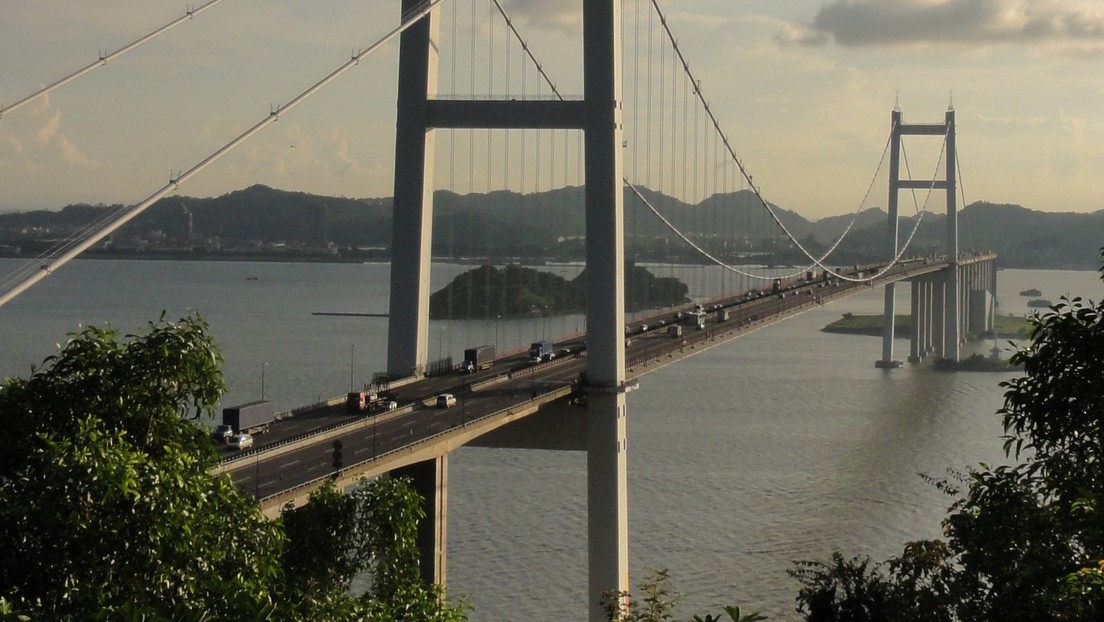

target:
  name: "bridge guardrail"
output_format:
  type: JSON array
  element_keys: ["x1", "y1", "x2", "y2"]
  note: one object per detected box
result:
[
  {"x1": 258, "y1": 384, "x2": 576, "y2": 509},
  {"x1": 469, "y1": 372, "x2": 511, "y2": 392},
  {"x1": 507, "y1": 353, "x2": 577, "y2": 379},
  {"x1": 223, "y1": 354, "x2": 582, "y2": 473},
  {"x1": 215, "y1": 401, "x2": 416, "y2": 472}
]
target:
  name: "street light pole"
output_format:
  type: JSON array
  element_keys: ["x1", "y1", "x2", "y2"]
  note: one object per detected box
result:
[
  {"x1": 495, "y1": 315, "x2": 501, "y2": 354},
  {"x1": 261, "y1": 361, "x2": 268, "y2": 401},
  {"x1": 349, "y1": 344, "x2": 355, "y2": 391}
]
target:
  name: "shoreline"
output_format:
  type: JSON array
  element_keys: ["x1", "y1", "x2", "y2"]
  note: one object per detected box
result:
[{"x1": 822, "y1": 312, "x2": 1031, "y2": 340}]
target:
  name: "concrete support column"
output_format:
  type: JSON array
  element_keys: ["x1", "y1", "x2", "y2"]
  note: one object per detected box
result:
[
  {"x1": 587, "y1": 390, "x2": 629, "y2": 620},
  {"x1": 943, "y1": 109, "x2": 960, "y2": 361},
  {"x1": 878, "y1": 110, "x2": 903, "y2": 369},
  {"x1": 924, "y1": 279, "x2": 935, "y2": 356},
  {"x1": 387, "y1": 0, "x2": 440, "y2": 378},
  {"x1": 989, "y1": 261, "x2": 998, "y2": 332},
  {"x1": 960, "y1": 265, "x2": 970, "y2": 336},
  {"x1": 933, "y1": 280, "x2": 946, "y2": 359},
  {"x1": 392, "y1": 455, "x2": 449, "y2": 586},
  {"x1": 909, "y1": 279, "x2": 922, "y2": 362},
  {"x1": 583, "y1": 1, "x2": 629, "y2": 619},
  {"x1": 914, "y1": 279, "x2": 922, "y2": 357},
  {"x1": 961, "y1": 266, "x2": 970, "y2": 338},
  {"x1": 993, "y1": 264, "x2": 998, "y2": 332},
  {"x1": 878, "y1": 283, "x2": 899, "y2": 368}
]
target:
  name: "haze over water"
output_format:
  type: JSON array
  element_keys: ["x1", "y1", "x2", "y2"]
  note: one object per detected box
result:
[{"x1": 1, "y1": 260, "x2": 1098, "y2": 620}]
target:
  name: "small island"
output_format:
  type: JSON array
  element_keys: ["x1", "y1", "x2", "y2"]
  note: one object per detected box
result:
[
  {"x1": 1026, "y1": 298, "x2": 1053, "y2": 308},
  {"x1": 1019, "y1": 288, "x2": 1042, "y2": 297},
  {"x1": 822, "y1": 312, "x2": 1031, "y2": 339},
  {"x1": 428, "y1": 261, "x2": 690, "y2": 319}
]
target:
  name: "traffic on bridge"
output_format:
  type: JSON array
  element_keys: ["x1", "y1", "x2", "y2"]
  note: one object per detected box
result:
[{"x1": 213, "y1": 255, "x2": 985, "y2": 516}]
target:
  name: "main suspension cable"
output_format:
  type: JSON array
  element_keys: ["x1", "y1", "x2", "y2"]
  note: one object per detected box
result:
[
  {"x1": 0, "y1": 0, "x2": 448, "y2": 308},
  {"x1": 1, "y1": 0, "x2": 228, "y2": 122}
]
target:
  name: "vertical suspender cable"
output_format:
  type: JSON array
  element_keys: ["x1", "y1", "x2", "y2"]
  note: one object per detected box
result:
[
  {"x1": 467, "y1": 0, "x2": 476, "y2": 322},
  {"x1": 448, "y1": 0, "x2": 458, "y2": 328}
]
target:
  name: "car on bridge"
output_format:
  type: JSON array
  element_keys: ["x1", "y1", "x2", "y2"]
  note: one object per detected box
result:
[
  {"x1": 436, "y1": 394, "x2": 457, "y2": 408},
  {"x1": 228, "y1": 433, "x2": 254, "y2": 450}
]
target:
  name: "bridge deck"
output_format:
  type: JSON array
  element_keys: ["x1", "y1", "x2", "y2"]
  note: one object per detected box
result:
[{"x1": 211, "y1": 255, "x2": 993, "y2": 517}]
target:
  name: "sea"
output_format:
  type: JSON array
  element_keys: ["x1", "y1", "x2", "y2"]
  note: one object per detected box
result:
[{"x1": 1, "y1": 258, "x2": 1099, "y2": 621}]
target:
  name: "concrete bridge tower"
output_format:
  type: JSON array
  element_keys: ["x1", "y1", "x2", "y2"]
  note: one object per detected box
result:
[
  {"x1": 878, "y1": 107, "x2": 960, "y2": 367},
  {"x1": 385, "y1": 2, "x2": 629, "y2": 619}
]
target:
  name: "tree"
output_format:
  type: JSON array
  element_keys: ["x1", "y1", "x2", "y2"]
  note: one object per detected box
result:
[
  {"x1": 278, "y1": 479, "x2": 468, "y2": 622},
  {"x1": 0, "y1": 314, "x2": 283, "y2": 619},
  {"x1": 790, "y1": 253, "x2": 1104, "y2": 621},
  {"x1": 604, "y1": 569, "x2": 767, "y2": 622},
  {"x1": 0, "y1": 314, "x2": 468, "y2": 621}
]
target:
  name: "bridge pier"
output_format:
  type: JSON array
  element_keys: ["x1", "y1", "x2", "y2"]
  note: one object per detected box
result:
[
  {"x1": 391, "y1": 455, "x2": 449, "y2": 586},
  {"x1": 965, "y1": 261, "x2": 996, "y2": 336},
  {"x1": 908, "y1": 279, "x2": 922, "y2": 363},
  {"x1": 905, "y1": 257, "x2": 997, "y2": 364}
]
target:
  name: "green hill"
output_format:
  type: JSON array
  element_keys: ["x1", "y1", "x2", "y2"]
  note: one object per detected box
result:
[
  {"x1": 429, "y1": 262, "x2": 691, "y2": 319},
  {"x1": 2, "y1": 184, "x2": 1102, "y2": 269}
]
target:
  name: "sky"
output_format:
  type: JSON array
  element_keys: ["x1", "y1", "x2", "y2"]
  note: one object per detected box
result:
[{"x1": 1, "y1": 0, "x2": 1103, "y2": 220}]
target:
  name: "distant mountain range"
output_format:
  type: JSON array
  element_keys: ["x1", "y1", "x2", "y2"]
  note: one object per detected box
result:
[{"x1": 1, "y1": 184, "x2": 1101, "y2": 270}]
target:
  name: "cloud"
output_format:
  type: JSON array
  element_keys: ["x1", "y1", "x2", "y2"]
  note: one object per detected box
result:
[
  {"x1": 783, "y1": 0, "x2": 1104, "y2": 49},
  {"x1": 774, "y1": 23, "x2": 829, "y2": 47},
  {"x1": 0, "y1": 96, "x2": 96, "y2": 171},
  {"x1": 499, "y1": 0, "x2": 580, "y2": 31}
]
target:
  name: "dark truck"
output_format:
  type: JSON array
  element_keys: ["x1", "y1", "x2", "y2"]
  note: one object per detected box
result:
[
  {"x1": 528, "y1": 340, "x2": 555, "y2": 363},
  {"x1": 221, "y1": 400, "x2": 275, "y2": 435},
  {"x1": 462, "y1": 345, "x2": 495, "y2": 373}
]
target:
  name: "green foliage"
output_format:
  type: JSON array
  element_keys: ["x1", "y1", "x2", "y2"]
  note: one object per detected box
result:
[
  {"x1": 277, "y1": 477, "x2": 467, "y2": 622},
  {"x1": 0, "y1": 315, "x2": 466, "y2": 622},
  {"x1": 428, "y1": 261, "x2": 690, "y2": 319},
  {"x1": 790, "y1": 251, "x2": 1104, "y2": 621},
  {"x1": 0, "y1": 314, "x2": 283, "y2": 620},
  {"x1": 604, "y1": 569, "x2": 765, "y2": 622},
  {"x1": 822, "y1": 313, "x2": 1029, "y2": 340}
]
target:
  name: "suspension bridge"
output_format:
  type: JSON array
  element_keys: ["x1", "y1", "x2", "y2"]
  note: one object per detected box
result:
[{"x1": 0, "y1": 1, "x2": 997, "y2": 619}]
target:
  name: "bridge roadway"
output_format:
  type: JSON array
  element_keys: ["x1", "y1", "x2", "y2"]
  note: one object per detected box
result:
[{"x1": 216, "y1": 255, "x2": 991, "y2": 517}]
